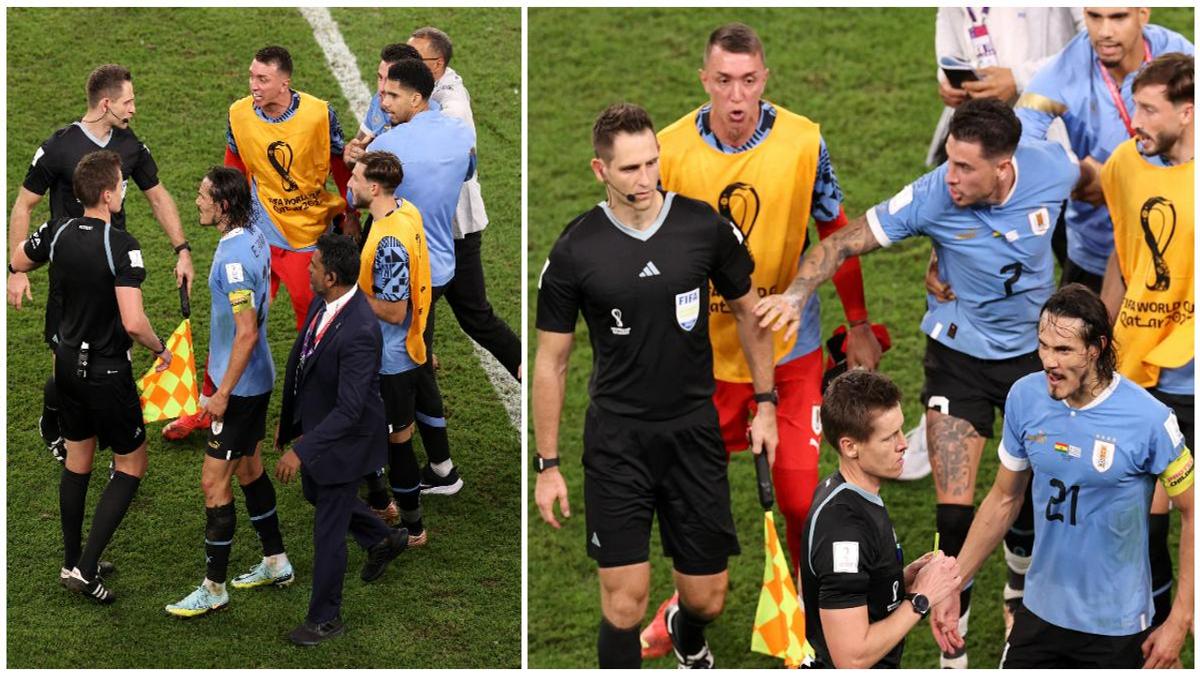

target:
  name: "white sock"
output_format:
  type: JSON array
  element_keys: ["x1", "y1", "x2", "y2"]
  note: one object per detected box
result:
[{"x1": 431, "y1": 459, "x2": 454, "y2": 478}]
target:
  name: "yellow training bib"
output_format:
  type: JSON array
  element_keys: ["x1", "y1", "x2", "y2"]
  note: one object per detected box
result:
[{"x1": 358, "y1": 200, "x2": 431, "y2": 365}]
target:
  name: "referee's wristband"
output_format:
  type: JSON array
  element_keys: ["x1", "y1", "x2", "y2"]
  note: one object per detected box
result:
[
  {"x1": 152, "y1": 336, "x2": 167, "y2": 356},
  {"x1": 7, "y1": 262, "x2": 17, "y2": 275}
]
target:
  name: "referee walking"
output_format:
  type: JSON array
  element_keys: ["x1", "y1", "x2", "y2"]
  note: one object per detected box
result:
[
  {"x1": 9, "y1": 150, "x2": 172, "y2": 603},
  {"x1": 533, "y1": 103, "x2": 777, "y2": 668}
]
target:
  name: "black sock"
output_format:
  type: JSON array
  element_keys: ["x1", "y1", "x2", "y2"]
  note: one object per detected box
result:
[
  {"x1": 597, "y1": 617, "x2": 641, "y2": 668},
  {"x1": 936, "y1": 503, "x2": 975, "y2": 640},
  {"x1": 240, "y1": 471, "x2": 284, "y2": 557},
  {"x1": 41, "y1": 376, "x2": 61, "y2": 444},
  {"x1": 76, "y1": 471, "x2": 140, "y2": 579},
  {"x1": 415, "y1": 363, "x2": 452, "y2": 465},
  {"x1": 364, "y1": 470, "x2": 391, "y2": 510},
  {"x1": 1149, "y1": 513, "x2": 1173, "y2": 627},
  {"x1": 390, "y1": 439, "x2": 423, "y2": 535},
  {"x1": 672, "y1": 602, "x2": 713, "y2": 658},
  {"x1": 59, "y1": 467, "x2": 91, "y2": 570},
  {"x1": 205, "y1": 502, "x2": 236, "y2": 584}
]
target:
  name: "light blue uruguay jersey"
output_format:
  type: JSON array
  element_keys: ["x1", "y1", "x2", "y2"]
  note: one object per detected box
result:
[
  {"x1": 999, "y1": 372, "x2": 1188, "y2": 635},
  {"x1": 360, "y1": 92, "x2": 440, "y2": 138},
  {"x1": 373, "y1": 229, "x2": 417, "y2": 375},
  {"x1": 208, "y1": 226, "x2": 274, "y2": 396},
  {"x1": 366, "y1": 109, "x2": 475, "y2": 287},
  {"x1": 1017, "y1": 26, "x2": 1194, "y2": 275},
  {"x1": 866, "y1": 139, "x2": 1079, "y2": 359}
]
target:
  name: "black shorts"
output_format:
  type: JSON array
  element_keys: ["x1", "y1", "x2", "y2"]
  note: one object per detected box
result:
[
  {"x1": 380, "y1": 370, "x2": 418, "y2": 432},
  {"x1": 1001, "y1": 604, "x2": 1150, "y2": 668},
  {"x1": 582, "y1": 402, "x2": 739, "y2": 575},
  {"x1": 53, "y1": 348, "x2": 145, "y2": 455},
  {"x1": 921, "y1": 337, "x2": 1041, "y2": 437},
  {"x1": 1149, "y1": 388, "x2": 1194, "y2": 450},
  {"x1": 205, "y1": 391, "x2": 270, "y2": 460},
  {"x1": 44, "y1": 275, "x2": 62, "y2": 349}
]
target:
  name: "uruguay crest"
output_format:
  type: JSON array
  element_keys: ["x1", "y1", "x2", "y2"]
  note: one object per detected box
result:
[{"x1": 1092, "y1": 438, "x2": 1116, "y2": 473}]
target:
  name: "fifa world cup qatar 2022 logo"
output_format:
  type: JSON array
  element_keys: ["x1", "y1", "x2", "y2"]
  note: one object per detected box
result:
[
  {"x1": 718, "y1": 182, "x2": 761, "y2": 240},
  {"x1": 267, "y1": 140, "x2": 299, "y2": 192},
  {"x1": 1139, "y1": 196, "x2": 1176, "y2": 292}
]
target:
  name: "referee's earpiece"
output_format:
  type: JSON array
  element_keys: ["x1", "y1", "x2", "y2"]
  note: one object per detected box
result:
[{"x1": 600, "y1": 168, "x2": 636, "y2": 204}]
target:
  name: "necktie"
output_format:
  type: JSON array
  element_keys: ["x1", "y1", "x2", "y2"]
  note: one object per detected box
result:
[{"x1": 295, "y1": 305, "x2": 326, "y2": 394}]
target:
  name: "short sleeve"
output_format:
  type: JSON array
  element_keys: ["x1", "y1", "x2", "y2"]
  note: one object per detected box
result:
[
  {"x1": 810, "y1": 137, "x2": 845, "y2": 223},
  {"x1": 865, "y1": 168, "x2": 941, "y2": 247},
  {"x1": 810, "y1": 503, "x2": 872, "y2": 609},
  {"x1": 130, "y1": 141, "x2": 161, "y2": 191},
  {"x1": 998, "y1": 384, "x2": 1031, "y2": 471},
  {"x1": 372, "y1": 235, "x2": 411, "y2": 303},
  {"x1": 226, "y1": 116, "x2": 239, "y2": 156},
  {"x1": 328, "y1": 105, "x2": 346, "y2": 155},
  {"x1": 22, "y1": 140, "x2": 55, "y2": 196},
  {"x1": 23, "y1": 220, "x2": 55, "y2": 263},
  {"x1": 709, "y1": 216, "x2": 754, "y2": 300},
  {"x1": 1146, "y1": 409, "x2": 1187, "y2": 477},
  {"x1": 535, "y1": 235, "x2": 581, "y2": 333},
  {"x1": 111, "y1": 231, "x2": 147, "y2": 288}
]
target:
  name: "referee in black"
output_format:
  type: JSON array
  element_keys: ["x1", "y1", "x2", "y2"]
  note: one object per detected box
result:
[
  {"x1": 533, "y1": 103, "x2": 777, "y2": 669},
  {"x1": 800, "y1": 370, "x2": 962, "y2": 668},
  {"x1": 9, "y1": 150, "x2": 172, "y2": 604},
  {"x1": 7, "y1": 63, "x2": 191, "y2": 463}
]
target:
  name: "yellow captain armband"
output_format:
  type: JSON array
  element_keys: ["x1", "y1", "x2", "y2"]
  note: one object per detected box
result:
[
  {"x1": 228, "y1": 288, "x2": 253, "y2": 313},
  {"x1": 1015, "y1": 92, "x2": 1068, "y2": 116},
  {"x1": 1160, "y1": 447, "x2": 1194, "y2": 498}
]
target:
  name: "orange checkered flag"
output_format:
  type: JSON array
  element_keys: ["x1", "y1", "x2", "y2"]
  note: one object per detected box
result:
[
  {"x1": 750, "y1": 452, "x2": 815, "y2": 668},
  {"x1": 137, "y1": 286, "x2": 198, "y2": 423}
]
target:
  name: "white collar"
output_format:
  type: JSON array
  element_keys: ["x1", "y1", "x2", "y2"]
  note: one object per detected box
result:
[
  {"x1": 1062, "y1": 374, "x2": 1121, "y2": 411},
  {"x1": 218, "y1": 227, "x2": 245, "y2": 243},
  {"x1": 997, "y1": 156, "x2": 1020, "y2": 207},
  {"x1": 322, "y1": 284, "x2": 357, "y2": 316}
]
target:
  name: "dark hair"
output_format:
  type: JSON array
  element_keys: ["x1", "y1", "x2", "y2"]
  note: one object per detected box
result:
[
  {"x1": 1133, "y1": 52, "x2": 1194, "y2": 105},
  {"x1": 1039, "y1": 284, "x2": 1117, "y2": 384},
  {"x1": 86, "y1": 64, "x2": 132, "y2": 108},
  {"x1": 386, "y1": 59, "x2": 434, "y2": 101},
  {"x1": 315, "y1": 233, "x2": 360, "y2": 287},
  {"x1": 255, "y1": 45, "x2": 293, "y2": 76},
  {"x1": 705, "y1": 23, "x2": 765, "y2": 65},
  {"x1": 357, "y1": 151, "x2": 404, "y2": 193},
  {"x1": 592, "y1": 103, "x2": 656, "y2": 160},
  {"x1": 410, "y1": 26, "x2": 453, "y2": 67},
  {"x1": 380, "y1": 42, "x2": 421, "y2": 64},
  {"x1": 948, "y1": 97, "x2": 1021, "y2": 159},
  {"x1": 821, "y1": 370, "x2": 903, "y2": 450},
  {"x1": 203, "y1": 166, "x2": 252, "y2": 230},
  {"x1": 73, "y1": 150, "x2": 122, "y2": 207}
]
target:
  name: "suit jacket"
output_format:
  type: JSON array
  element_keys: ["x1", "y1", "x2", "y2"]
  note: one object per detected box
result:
[{"x1": 279, "y1": 288, "x2": 387, "y2": 486}]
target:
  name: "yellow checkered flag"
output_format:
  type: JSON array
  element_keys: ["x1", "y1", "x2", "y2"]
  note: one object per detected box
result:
[
  {"x1": 750, "y1": 452, "x2": 815, "y2": 668},
  {"x1": 137, "y1": 287, "x2": 198, "y2": 423}
]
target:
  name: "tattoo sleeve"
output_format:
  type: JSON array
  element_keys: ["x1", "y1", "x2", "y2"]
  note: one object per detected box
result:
[{"x1": 784, "y1": 216, "x2": 881, "y2": 309}]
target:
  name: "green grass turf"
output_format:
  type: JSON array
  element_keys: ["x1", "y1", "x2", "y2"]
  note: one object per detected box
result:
[
  {"x1": 6, "y1": 7, "x2": 520, "y2": 668},
  {"x1": 526, "y1": 7, "x2": 1194, "y2": 668}
]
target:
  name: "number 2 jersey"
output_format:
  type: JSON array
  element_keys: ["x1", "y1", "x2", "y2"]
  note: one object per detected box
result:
[
  {"x1": 999, "y1": 372, "x2": 1193, "y2": 635},
  {"x1": 866, "y1": 138, "x2": 1079, "y2": 360},
  {"x1": 536, "y1": 192, "x2": 753, "y2": 420},
  {"x1": 207, "y1": 226, "x2": 274, "y2": 396}
]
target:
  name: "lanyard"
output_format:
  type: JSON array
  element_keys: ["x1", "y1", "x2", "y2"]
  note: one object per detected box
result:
[
  {"x1": 965, "y1": 7, "x2": 989, "y2": 24},
  {"x1": 1098, "y1": 38, "x2": 1153, "y2": 138},
  {"x1": 304, "y1": 299, "x2": 349, "y2": 358}
]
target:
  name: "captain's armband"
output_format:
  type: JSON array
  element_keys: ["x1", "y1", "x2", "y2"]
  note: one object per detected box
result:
[
  {"x1": 1160, "y1": 447, "x2": 1195, "y2": 498},
  {"x1": 228, "y1": 288, "x2": 253, "y2": 314}
]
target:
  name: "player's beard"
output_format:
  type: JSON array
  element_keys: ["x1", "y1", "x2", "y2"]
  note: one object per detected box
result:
[{"x1": 1138, "y1": 128, "x2": 1180, "y2": 158}]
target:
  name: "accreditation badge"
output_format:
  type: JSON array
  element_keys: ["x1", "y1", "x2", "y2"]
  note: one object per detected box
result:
[{"x1": 675, "y1": 288, "x2": 700, "y2": 331}]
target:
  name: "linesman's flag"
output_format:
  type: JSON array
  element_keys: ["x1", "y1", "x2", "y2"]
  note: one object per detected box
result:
[
  {"x1": 138, "y1": 287, "x2": 198, "y2": 423},
  {"x1": 750, "y1": 452, "x2": 815, "y2": 668}
]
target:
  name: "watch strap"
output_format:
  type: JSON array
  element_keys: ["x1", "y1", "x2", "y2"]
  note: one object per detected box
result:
[{"x1": 535, "y1": 455, "x2": 560, "y2": 473}]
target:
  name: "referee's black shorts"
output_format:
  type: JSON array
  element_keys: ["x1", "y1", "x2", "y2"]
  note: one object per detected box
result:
[
  {"x1": 53, "y1": 348, "x2": 145, "y2": 455},
  {"x1": 380, "y1": 369, "x2": 418, "y2": 433},
  {"x1": 582, "y1": 402, "x2": 739, "y2": 575},
  {"x1": 1001, "y1": 604, "x2": 1151, "y2": 668},
  {"x1": 44, "y1": 278, "x2": 62, "y2": 349},
  {"x1": 921, "y1": 337, "x2": 1041, "y2": 437},
  {"x1": 205, "y1": 391, "x2": 270, "y2": 460}
]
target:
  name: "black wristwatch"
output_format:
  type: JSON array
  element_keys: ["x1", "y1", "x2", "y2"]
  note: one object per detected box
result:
[
  {"x1": 534, "y1": 455, "x2": 560, "y2": 473},
  {"x1": 7, "y1": 262, "x2": 17, "y2": 275},
  {"x1": 905, "y1": 592, "x2": 930, "y2": 618},
  {"x1": 174, "y1": 240, "x2": 192, "y2": 254},
  {"x1": 753, "y1": 390, "x2": 778, "y2": 406}
]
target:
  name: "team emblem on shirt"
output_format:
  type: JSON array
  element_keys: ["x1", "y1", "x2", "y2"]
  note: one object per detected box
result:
[
  {"x1": 832, "y1": 541, "x2": 859, "y2": 574},
  {"x1": 675, "y1": 288, "x2": 700, "y2": 331},
  {"x1": 1028, "y1": 207, "x2": 1051, "y2": 236},
  {"x1": 1092, "y1": 437, "x2": 1116, "y2": 473}
]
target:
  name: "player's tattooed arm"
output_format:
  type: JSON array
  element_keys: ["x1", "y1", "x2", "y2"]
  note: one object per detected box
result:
[
  {"x1": 754, "y1": 215, "x2": 881, "y2": 339},
  {"x1": 927, "y1": 411, "x2": 983, "y2": 501}
]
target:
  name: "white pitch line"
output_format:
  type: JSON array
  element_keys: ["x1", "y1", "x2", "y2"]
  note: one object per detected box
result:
[{"x1": 300, "y1": 7, "x2": 521, "y2": 430}]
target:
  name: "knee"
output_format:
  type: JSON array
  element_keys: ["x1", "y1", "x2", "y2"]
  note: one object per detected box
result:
[
  {"x1": 680, "y1": 584, "x2": 727, "y2": 620},
  {"x1": 114, "y1": 446, "x2": 148, "y2": 478},
  {"x1": 602, "y1": 585, "x2": 649, "y2": 628},
  {"x1": 235, "y1": 454, "x2": 264, "y2": 485}
]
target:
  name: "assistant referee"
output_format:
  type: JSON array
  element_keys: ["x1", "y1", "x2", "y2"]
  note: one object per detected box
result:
[
  {"x1": 533, "y1": 103, "x2": 777, "y2": 668},
  {"x1": 9, "y1": 150, "x2": 172, "y2": 604}
]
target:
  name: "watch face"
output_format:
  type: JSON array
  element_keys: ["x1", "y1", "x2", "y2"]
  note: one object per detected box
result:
[{"x1": 912, "y1": 594, "x2": 929, "y2": 613}]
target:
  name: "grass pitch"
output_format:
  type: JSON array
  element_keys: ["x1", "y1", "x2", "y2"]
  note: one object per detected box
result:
[
  {"x1": 526, "y1": 7, "x2": 1194, "y2": 668},
  {"x1": 6, "y1": 7, "x2": 520, "y2": 668}
]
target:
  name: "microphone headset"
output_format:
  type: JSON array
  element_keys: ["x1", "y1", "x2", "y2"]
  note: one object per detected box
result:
[{"x1": 600, "y1": 168, "x2": 637, "y2": 205}]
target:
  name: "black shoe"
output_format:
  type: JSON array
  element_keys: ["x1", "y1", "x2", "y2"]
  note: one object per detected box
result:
[
  {"x1": 59, "y1": 561, "x2": 116, "y2": 587},
  {"x1": 361, "y1": 528, "x2": 409, "y2": 582},
  {"x1": 62, "y1": 567, "x2": 116, "y2": 604},
  {"x1": 288, "y1": 617, "x2": 345, "y2": 646},
  {"x1": 419, "y1": 464, "x2": 463, "y2": 495}
]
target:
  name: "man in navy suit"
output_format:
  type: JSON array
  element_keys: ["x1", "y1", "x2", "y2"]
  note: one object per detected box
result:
[{"x1": 275, "y1": 233, "x2": 409, "y2": 646}]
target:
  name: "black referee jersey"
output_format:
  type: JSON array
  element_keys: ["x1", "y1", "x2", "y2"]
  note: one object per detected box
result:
[
  {"x1": 537, "y1": 191, "x2": 753, "y2": 421},
  {"x1": 801, "y1": 471, "x2": 907, "y2": 668},
  {"x1": 22, "y1": 122, "x2": 160, "y2": 230},
  {"x1": 24, "y1": 216, "x2": 146, "y2": 357}
]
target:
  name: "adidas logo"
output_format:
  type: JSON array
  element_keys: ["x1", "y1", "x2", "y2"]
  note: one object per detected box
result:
[
  {"x1": 638, "y1": 261, "x2": 661, "y2": 278},
  {"x1": 591, "y1": 532, "x2": 601, "y2": 548}
]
